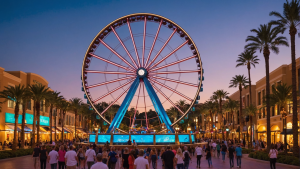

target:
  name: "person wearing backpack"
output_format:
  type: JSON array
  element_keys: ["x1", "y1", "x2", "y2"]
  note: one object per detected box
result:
[
  {"x1": 183, "y1": 146, "x2": 191, "y2": 169},
  {"x1": 268, "y1": 144, "x2": 278, "y2": 169},
  {"x1": 221, "y1": 142, "x2": 227, "y2": 163},
  {"x1": 108, "y1": 146, "x2": 118, "y2": 169}
]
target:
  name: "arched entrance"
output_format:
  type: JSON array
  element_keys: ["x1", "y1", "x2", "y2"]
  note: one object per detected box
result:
[
  {"x1": 257, "y1": 125, "x2": 266, "y2": 141},
  {"x1": 270, "y1": 125, "x2": 280, "y2": 144}
]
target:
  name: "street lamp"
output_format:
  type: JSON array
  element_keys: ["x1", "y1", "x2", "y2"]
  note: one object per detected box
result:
[
  {"x1": 94, "y1": 125, "x2": 99, "y2": 145},
  {"x1": 280, "y1": 108, "x2": 287, "y2": 153},
  {"x1": 187, "y1": 124, "x2": 191, "y2": 133}
]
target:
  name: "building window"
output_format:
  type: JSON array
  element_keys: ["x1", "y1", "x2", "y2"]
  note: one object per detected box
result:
[
  {"x1": 247, "y1": 95, "x2": 250, "y2": 106},
  {"x1": 271, "y1": 107, "x2": 275, "y2": 116},
  {"x1": 8, "y1": 100, "x2": 14, "y2": 108},
  {"x1": 262, "y1": 89, "x2": 265, "y2": 103},
  {"x1": 258, "y1": 92, "x2": 261, "y2": 105},
  {"x1": 27, "y1": 100, "x2": 31, "y2": 110},
  {"x1": 263, "y1": 108, "x2": 265, "y2": 118},
  {"x1": 242, "y1": 97, "x2": 245, "y2": 107},
  {"x1": 258, "y1": 109, "x2": 261, "y2": 119}
]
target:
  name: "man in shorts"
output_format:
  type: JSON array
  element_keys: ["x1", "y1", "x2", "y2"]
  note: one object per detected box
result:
[{"x1": 32, "y1": 144, "x2": 40, "y2": 169}]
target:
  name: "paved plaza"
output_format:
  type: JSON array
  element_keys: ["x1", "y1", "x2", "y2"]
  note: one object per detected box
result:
[{"x1": 0, "y1": 154, "x2": 298, "y2": 169}]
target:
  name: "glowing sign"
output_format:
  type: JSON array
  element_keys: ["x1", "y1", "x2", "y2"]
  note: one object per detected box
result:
[
  {"x1": 131, "y1": 135, "x2": 153, "y2": 144},
  {"x1": 113, "y1": 135, "x2": 129, "y2": 143},
  {"x1": 178, "y1": 135, "x2": 190, "y2": 143},
  {"x1": 89, "y1": 135, "x2": 96, "y2": 142},
  {"x1": 98, "y1": 135, "x2": 111, "y2": 143},
  {"x1": 155, "y1": 135, "x2": 175, "y2": 143}
]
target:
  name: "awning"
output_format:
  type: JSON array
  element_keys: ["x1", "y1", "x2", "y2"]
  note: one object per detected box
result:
[
  {"x1": 42, "y1": 127, "x2": 51, "y2": 132},
  {"x1": 39, "y1": 127, "x2": 47, "y2": 133},
  {"x1": 280, "y1": 129, "x2": 294, "y2": 135},
  {"x1": 6, "y1": 125, "x2": 21, "y2": 132},
  {"x1": 57, "y1": 127, "x2": 69, "y2": 133},
  {"x1": 24, "y1": 126, "x2": 32, "y2": 132},
  {"x1": 52, "y1": 127, "x2": 61, "y2": 133},
  {"x1": 64, "y1": 127, "x2": 73, "y2": 133},
  {"x1": 66, "y1": 127, "x2": 74, "y2": 133},
  {"x1": 76, "y1": 128, "x2": 87, "y2": 134}
]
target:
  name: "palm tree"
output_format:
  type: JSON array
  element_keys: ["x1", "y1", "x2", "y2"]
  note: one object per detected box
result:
[
  {"x1": 229, "y1": 75, "x2": 249, "y2": 140},
  {"x1": 244, "y1": 104, "x2": 257, "y2": 148},
  {"x1": 20, "y1": 88, "x2": 31, "y2": 148},
  {"x1": 166, "y1": 106, "x2": 178, "y2": 123},
  {"x1": 59, "y1": 100, "x2": 69, "y2": 141},
  {"x1": 0, "y1": 85, "x2": 27, "y2": 150},
  {"x1": 69, "y1": 97, "x2": 83, "y2": 138},
  {"x1": 269, "y1": 83, "x2": 293, "y2": 153},
  {"x1": 213, "y1": 90, "x2": 229, "y2": 139},
  {"x1": 270, "y1": 1, "x2": 300, "y2": 155},
  {"x1": 54, "y1": 96, "x2": 63, "y2": 142},
  {"x1": 225, "y1": 98, "x2": 239, "y2": 134},
  {"x1": 236, "y1": 50, "x2": 259, "y2": 106},
  {"x1": 29, "y1": 84, "x2": 50, "y2": 145},
  {"x1": 46, "y1": 91, "x2": 62, "y2": 142},
  {"x1": 245, "y1": 24, "x2": 288, "y2": 151},
  {"x1": 127, "y1": 107, "x2": 135, "y2": 127},
  {"x1": 204, "y1": 100, "x2": 218, "y2": 138}
]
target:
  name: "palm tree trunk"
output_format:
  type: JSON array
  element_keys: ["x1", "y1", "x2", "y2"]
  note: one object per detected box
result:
[
  {"x1": 13, "y1": 102, "x2": 20, "y2": 150},
  {"x1": 248, "y1": 66, "x2": 252, "y2": 106},
  {"x1": 32, "y1": 104, "x2": 36, "y2": 146},
  {"x1": 249, "y1": 116, "x2": 252, "y2": 148},
  {"x1": 75, "y1": 110, "x2": 77, "y2": 139},
  {"x1": 21, "y1": 101, "x2": 27, "y2": 148},
  {"x1": 263, "y1": 48, "x2": 271, "y2": 152},
  {"x1": 61, "y1": 111, "x2": 65, "y2": 141},
  {"x1": 289, "y1": 27, "x2": 299, "y2": 156},
  {"x1": 49, "y1": 105, "x2": 53, "y2": 143},
  {"x1": 54, "y1": 109, "x2": 57, "y2": 142},
  {"x1": 36, "y1": 101, "x2": 41, "y2": 145},
  {"x1": 239, "y1": 86, "x2": 243, "y2": 140}
]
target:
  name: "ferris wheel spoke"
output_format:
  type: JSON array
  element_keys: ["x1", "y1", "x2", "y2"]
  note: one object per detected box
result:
[
  {"x1": 93, "y1": 79, "x2": 135, "y2": 103},
  {"x1": 148, "y1": 78, "x2": 192, "y2": 101},
  {"x1": 86, "y1": 76, "x2": 135, "y2": 89},
  {"x1": 149, "y1": 70, "x2": 201, "y2": 75},
  {"x1": 111, "y1": 26, "x2": 138, "y2": 69},
  {"x1": 127, "y1": 18, "x2": 141, "y2": 67},
  {"x1": 142, "y1": 83, "x2": 148, "y2": 129},
  {"x1": 85, "y1": 70, "x2": 135, "y2": 75},
  {"x1": 142, "y1": 17, "x2": 147, "y2": 67},
  {"x1": 151, "y1": 76, "x2": 198, "y2": 87},
  {"x1": 89, "y1": 53, "x2": 135, "y2": 72},
  {"x1": 150, "y1": 55, "x2": 197, "y2": 72},
  {"x1": 98, "y1": 39, "x2": 136, "y2": 70},
  {"x1": 145, "y1": 20, "x2": 162, "y2": 67},
  {"x1": 145, "y1": 28, "x2": 177, "y2": 69},
  {"x1": 150, "y1": 82, "x2": 184, "y2": 115},
  {"x1": 131, "y1": 83, "x2": 142, "y2": 128},
  {"x1": 148, "y1": 40, "x2": 189, "y2": 70}
]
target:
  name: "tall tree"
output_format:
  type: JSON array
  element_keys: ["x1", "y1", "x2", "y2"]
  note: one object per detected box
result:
[
  {"x1": 69, "y1": 97, "x2": 83, "y2": 138},
  {"x1": 270, "y1": 0, "x2": 300, "y2": 155},
  {"x1": 213, "y1": 90, "x2": 229, "y2": 139},
  {"x1": 244, "y1": 104, "x2": 257, "y2": 148},
  {"x1": 229, "y1": 75, "x2": 249, "y2": 140},
  {"x1": 29, "y1": 84, "x2": 50, "y2": 145},
  {"x1": 46, "y1": 91, "x2": 62, "y2": 142},
  {"x1": 225, "y1": 98, "x2": 240, "y2": 134},
  {"x1": 0, "y1": 85, "x2": 27, "y2": 150},
  {"x1": 20, "y1": 88, "x2": 31, "y2": 148},
  {"x1": 236, "y1": 50, "x2": 259, "y2": 106},
  {"x1": 59, "y1": 100, "x2": 69, "y2": 141},
  {"x1": 245, "y1": 24, "x2": 288, "y2": 151}
]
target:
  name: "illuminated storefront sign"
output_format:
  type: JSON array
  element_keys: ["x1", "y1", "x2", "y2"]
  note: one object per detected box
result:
[{"x1": 5, "y1": 112, "x2": 49, "y2": 126}]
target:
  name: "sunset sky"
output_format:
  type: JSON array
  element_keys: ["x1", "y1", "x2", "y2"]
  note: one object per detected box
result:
[{"x1": 1, "y1": 0, "x2": 299, "y2": 113}]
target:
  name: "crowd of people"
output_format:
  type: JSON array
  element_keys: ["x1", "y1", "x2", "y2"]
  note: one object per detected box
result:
[{"x1": 30, "y1": 137, "x2": 282, "y2": 169}]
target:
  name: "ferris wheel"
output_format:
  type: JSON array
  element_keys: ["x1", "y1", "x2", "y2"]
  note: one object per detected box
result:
[{"x1": 81, "y1": 13, "x2": 203, "y2": 133}]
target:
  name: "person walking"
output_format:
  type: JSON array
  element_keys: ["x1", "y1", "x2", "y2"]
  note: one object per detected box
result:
[
  {"x1": 195, "y1": 145, "x2": 202, "y2": 168},
  {"x1": 65, "y1": 146, "x2": 78, "y2": 169},
  {"x1": 86, "y1": 145, "x2": 96, "y2": 169},
  {"x1": 235, "y1": 144, "x2": 242, "y2": 168},
  {"x1": 150, "y1": 148, "x2": 157, "y2": 169},
  {"x1": 58, "y1": 145, "x2": 66, "y2": 169},
  {"x1": 174, "y1": 148, "x2": 184, "y2": 169},
  {"x1": 91, "y1": 153, "x2": 108, "y2": 169},
  {"x1": 211, "y1": 142, "x2": 217, "y2": 157},
  {"x1": 221, "y1": 142, "x2": 227, "y2": 163},
  {"x1": 128, "y1": 150, "x2": 135, "y2": 169},
  {"x1": 228, "y1": 144, "x2": 235, "y2": 169},
  {"x1": 40, "y1": 145, "x2": 48, "y2": 169},
  {"x1": 108, "y1": 147, "x2": 118, "y2": 169},
  {"x1": 122, "y1": 147, "x2": 130, "y2": 169},
  {"x1": 161, "y1": 146, "x2": 175, "y2": 169},
  {"x1": 216, "y1": 142, "x2": 221, "y2": 158},
  {"x1": 269, "y1": 144, "x2": 278, "y2": 169},
  {"x1": 134, "y1": 149, "x2": 149, "y2": 169},
  {"x1": 33, "y1": 144, "x2": 41, "y2": 169},
  {"x1": 48, "y1": 146, "x2": 59, "y2": 169},
  {"x1": 183, "y1": 146, "x2": 191, "y2": 169},
  {"x1": 77, "y1": 148, "x2": 85, "y2": 169},
  {"x1": 205, "y1": 146, "x2": 212, "y2": 168}
]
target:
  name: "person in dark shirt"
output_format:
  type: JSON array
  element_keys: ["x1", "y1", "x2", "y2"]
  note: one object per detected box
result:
[
  {"x1": 127, "y1": 139, "x2": 132, "y2": 145},
  {"x1": 161, "y1": 146, "x2": 175, "y2": 169},
  {"x1": 221, "y1": 143, "x2": 227, "y2": 162},
  {"x1": 206, "y1": 146, "x2": 212, "y2": 168},
  {"x1": 147, "y1": 147, "x2": 151, "y2": 154},
  {"x1": 228, "y1": 144, "x2": 235, "y2": 168},
  {"x1": 32, "y1": 144, "x2": 40, "y2": 169}
]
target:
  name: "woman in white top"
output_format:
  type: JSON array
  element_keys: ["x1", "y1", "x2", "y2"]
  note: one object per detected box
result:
[
  {"x1": 268, "y1": 144, "x2": 278, "y2": 169},
  {"x1": 175, "y1": 148, "x2": 184, "y2": 169}
]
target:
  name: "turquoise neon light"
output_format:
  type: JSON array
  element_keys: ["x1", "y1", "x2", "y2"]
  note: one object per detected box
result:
[{"x1": 5, "y1": 112, "x2": 49, "y2": 126}]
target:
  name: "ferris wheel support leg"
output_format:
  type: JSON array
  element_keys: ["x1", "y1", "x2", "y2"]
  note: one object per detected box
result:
[
  {"x1": 106, "y1": 77, "x2": 140, "y2": 133},
  {"x1": 143, "y1": 77, "x2": 175, "y2": 133}
]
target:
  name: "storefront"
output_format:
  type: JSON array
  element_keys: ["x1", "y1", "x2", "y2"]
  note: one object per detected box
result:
[
  {"x1": 270, "y1": 125, "x2": 280, "y2": 144},
  {"x1": 257, "y1": 125, "x2": 266, "y2": 142}
]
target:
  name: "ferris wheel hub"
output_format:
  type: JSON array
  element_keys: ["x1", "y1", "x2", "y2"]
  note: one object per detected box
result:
[{"x1": 137, "y1": 68, "x2": 147, "y2": 78}]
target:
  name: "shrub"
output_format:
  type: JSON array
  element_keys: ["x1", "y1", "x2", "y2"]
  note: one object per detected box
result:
[
  {"x1": 249, "y1": 151, "x2": 300, "y2": 166},
  {"x1": 0, "y1": 148, "x2": 33, "y2": 159}
]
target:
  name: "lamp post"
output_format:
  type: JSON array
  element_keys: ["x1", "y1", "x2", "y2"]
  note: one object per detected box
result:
[
  {"x1": 175, "y1": 126, "x2": 180, "y2": 133},
  {"x1": 280, "y1": 108, "x2": 287, "y2": 153},
  {"x1": 94, "y1": 125, "x2": 99, "y2": 145}
]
